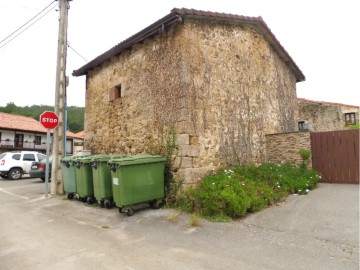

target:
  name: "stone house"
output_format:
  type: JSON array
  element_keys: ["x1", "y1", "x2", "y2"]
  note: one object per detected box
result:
[
  {"x1": 297, "y1": 98, "x2": 360, "y2": 132},
  {"x1": 72, "y1": 8, "x2": 305, "y2": 184}
]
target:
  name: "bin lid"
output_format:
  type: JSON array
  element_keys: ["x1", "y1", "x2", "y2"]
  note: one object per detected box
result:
[
  {"x1": 78, "y1": 155, "x2": 95, "y2": 164},
  {"x1": 91, "y1": 154, "x2": 127, "y2": 163},
  {"x1": 61, "y1": 156, "x2": 75, "y2": 162},
  {"x1": 108, "y1": 154, "x2": 166, "y2": 166}
]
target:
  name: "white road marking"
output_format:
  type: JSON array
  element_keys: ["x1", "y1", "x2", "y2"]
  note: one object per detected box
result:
[{"x1": 0, "y1": 187, "x2": 29, "y2": 200}]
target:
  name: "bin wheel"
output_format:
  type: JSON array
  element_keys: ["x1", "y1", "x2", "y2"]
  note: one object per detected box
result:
[
  {"x1": 99, "y1": 200, "x2": 105, "y2": 208},
  {"x1": 81, "y1": 197, "x2": 87, "y2": 203},
  {"x1": 150, "y1": 200, "x2": 163, "y2": 209},
  {"x1": 67, "y1": 193, "x2": 74, "y2": 200},
  {"x1": 87, "y1": 197, "x2": 94, "y2": 204},
  {"x1": 126, "y1": 208, "x2": 134, "y2": 216},
  {"x1": 118, "y1": 208, "x2": 123, "y2": 214},
  {"x1": 104, "y1": 200, "x2": 112, "y2": 209}
]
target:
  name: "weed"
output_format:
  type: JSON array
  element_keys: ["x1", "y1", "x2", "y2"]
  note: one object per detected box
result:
[
  {"x1": 190, "y1": 214, "x2": 201, "y2": 227},
  {"x1": 299, "y1": 149, "x2": 311, "y2": 170},
  {"x1": 101, "y1": 225, "x2": 110, "y2": 229},
  {"x1": 167, "y1": 213, "x2": 180, "y2": 223}
]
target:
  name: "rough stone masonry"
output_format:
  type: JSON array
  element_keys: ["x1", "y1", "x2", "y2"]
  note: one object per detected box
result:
[{"x1": 81, "y1": 13, "x2": 301, "y2": 185}]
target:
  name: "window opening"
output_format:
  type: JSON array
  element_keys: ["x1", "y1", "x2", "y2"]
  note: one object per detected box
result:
[{"x1": 345, "y1": 113, "x2": 356, "y2": 126}]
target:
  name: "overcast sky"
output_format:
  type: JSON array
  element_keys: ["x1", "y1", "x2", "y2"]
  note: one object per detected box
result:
[{"x1": 0, "y1": 0, "x2": 359, "y2": 107}]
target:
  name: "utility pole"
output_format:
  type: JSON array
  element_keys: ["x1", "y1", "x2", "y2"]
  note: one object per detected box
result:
[{"x1": 51, "y1": 0, "x2": 71, "y2": 195}]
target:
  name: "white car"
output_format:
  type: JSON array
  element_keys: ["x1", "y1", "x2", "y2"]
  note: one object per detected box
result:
[{"x1": 0, "y1": 151, "x2": 47, "y2": 180}]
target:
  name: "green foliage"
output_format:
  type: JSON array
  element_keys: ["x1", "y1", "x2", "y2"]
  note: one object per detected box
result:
[
  {"x1": 299, "y1": 149, "x2": 311, "y2": 161},
  {"x1": 175, "y1": 163, "x2": 320, "y2": 221},
  {"x1": 0, "y1": 102, "x2": 84, "y2": 133},
  {"x1": 299, "y1": 149, "x2": 311, "y2": 170},
  {"x1": 348, "y1": 124, "x2": 360, "y2": 129}
]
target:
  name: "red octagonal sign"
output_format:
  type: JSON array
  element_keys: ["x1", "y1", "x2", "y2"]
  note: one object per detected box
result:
[{"x1": 40, "y1": 111, "x2": 59, "y2": 129}]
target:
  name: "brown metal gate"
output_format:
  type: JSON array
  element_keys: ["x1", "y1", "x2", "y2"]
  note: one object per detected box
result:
[{"x1": 311, "y1": 130, "x2": 359, "y2": 184}]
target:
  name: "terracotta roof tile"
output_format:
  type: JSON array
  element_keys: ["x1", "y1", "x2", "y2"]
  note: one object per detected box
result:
[
  {"x1": 297, "y1": 98, "x2": 360, "y2": 108},
  {"x1": 0, "y1": 112, "x2": 47, "y2": 133},
  {"x1": 66, "y1": 130, "x2": 84, "y2": 139},
  {"x1": 75, "y1": 131, "x2": 85, "y2": 139}
]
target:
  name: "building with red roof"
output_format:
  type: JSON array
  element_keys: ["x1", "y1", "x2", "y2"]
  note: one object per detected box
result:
[{"x1": 0, "y1": 112, "x2": 84, "y2": 154}]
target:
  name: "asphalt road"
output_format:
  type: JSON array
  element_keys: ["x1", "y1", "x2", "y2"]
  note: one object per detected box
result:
[{"x1": 0, "y1": 177, "x2": 359, "y2": 270}]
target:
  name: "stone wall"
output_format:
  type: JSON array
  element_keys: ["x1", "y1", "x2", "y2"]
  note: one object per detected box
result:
[
  {"x1": 265, "y1": 131, "x2": 311, "y2": 167},
  {"x1": 297, "y1": 99, "x2": 360, "y2": 132},
  {"x1": 84, "y1": 19, "x2": 299, "y2": 184}
]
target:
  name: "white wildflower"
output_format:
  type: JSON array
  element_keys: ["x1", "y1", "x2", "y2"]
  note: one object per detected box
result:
[{"x1": 306, "y1": 189, "x2": 310, "y2": 193}]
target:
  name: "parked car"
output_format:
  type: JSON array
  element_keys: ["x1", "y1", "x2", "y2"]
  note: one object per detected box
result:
[
  {"x1": 0, "y1": 151, "x2": 47, "y2": 180},
  {"x1": 29, "y1": 158, "x2": 52, "y2": 181}
]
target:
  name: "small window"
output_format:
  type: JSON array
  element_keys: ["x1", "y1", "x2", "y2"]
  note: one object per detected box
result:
[
  {"x1": 0, "y1": 132, "x2": 2, "y2": 142},
  {"x1": 345, "y1": 113, "x2": 356, "y2": 126},
  {"x1": 23, "y1": 154, "x2": 35, "y2": 161},
  {"x1": 298, "y1": 121, "x2": 309, "y2": 131},
  {"x1": 109, "y1": 84, "x2": 122, "y2": 101},
  {"x1": 12, "y1": 154, "x2": 21, "y2": 160},
  {"x1": 34, "y1": 136, "x2": 41, "y2": 145},
  {"x1": 74, "y1": 141, "x2": 84, "y2": 146}
]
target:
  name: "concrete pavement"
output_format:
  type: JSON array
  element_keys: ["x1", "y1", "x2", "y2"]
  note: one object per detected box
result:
[{"x1": 0, "y1": 178, "x2": 359, "y2": 270}]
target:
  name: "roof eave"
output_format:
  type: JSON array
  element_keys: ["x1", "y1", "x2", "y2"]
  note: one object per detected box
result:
[
  {"x1": 73, "y1": 8, "x2": 305, "y2": 82},
  {"x1": 72, "y1": 12, "x2": 182, "y2": 77}
]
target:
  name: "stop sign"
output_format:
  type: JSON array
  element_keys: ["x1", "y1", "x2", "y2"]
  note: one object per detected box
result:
[{"x1": 40, "y1": 111, "x2": 59, "y2": 129}]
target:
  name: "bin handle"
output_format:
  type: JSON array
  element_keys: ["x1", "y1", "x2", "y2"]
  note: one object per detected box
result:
[
  {"x1": 74, "y1": 162, "x2": 80, "y2": 169},
  {"x1": 91, "y1": 161, "x2": 98, "y2": 169},
  {"x1": 65, "y1": 162, "x2": 70, "y2": 168},
  {"x1": 110, "y1": 163, "x2": 117, "y2": 172}
]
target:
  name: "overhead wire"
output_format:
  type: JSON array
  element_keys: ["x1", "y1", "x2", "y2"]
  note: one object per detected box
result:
[
  {"x1": 67, "y1": 42, "x2": 89, "y2": 63},
  {"x1": 1, "y1": 1, "x2": 89, "y2": 67},
  {"x1": 0, "y1": 1, "x2": 58, "y2": 49}
]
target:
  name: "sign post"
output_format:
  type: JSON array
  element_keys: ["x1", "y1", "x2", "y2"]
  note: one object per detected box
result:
[{"x1": 39, "y1": 111, "x2": 59, "y2": 197}]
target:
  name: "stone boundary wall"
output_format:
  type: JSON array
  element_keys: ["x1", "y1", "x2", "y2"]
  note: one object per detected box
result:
[{"x1": 265, "y1": 131, "x2": 311, "y2": 167}]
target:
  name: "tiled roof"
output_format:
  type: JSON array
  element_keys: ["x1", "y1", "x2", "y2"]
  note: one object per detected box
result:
[
  {"x1": 67, "y1": 130, "x2": 84, "y2": 140},
  {"x1": 0, "y1": 112, "x2": 47, "y2": 133},
  {"x1": 297, "y1": 98, "x2": 360, "y2": 108},
  {"x1": 0, "y1": 113, "x2": 85, "y2": 140},
  {"x1": 73, "y1": 8, "x2": 304, "y2": 82},
  {"x1": 75, "y1": 131, "x2": 85, "y2": 139}
]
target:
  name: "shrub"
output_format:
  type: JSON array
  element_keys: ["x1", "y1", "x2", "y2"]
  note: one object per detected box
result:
[{"x1": 175, "y1": 163, "x2": 320, "y2": 221}]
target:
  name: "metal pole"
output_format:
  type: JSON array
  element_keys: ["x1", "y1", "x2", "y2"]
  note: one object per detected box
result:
[{"x1": 45, "y1": 129, "x2": 51, "y2": 197}]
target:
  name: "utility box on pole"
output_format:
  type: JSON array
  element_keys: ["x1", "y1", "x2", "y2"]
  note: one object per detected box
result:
[{"x1": 51, "y1": 0, "x2": 71, "y2": 195}]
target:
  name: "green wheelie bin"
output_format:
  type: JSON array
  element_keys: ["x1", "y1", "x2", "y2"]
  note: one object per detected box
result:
[
  {"x1": 74, "y1": 156, "x2": 95, "y2": 204},
  {"x1": 108, "y1": 154, "x2": 167, "y2": 216},
  {"x1": 90, "y1": 154, "x2": 127, "y2": 208},
  {"x1": 61, "y1": 156, "x2": 77, "y2": 200}
]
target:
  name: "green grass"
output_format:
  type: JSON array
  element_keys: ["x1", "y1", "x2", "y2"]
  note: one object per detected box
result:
[{"x1": 173, "y1": 162, "x2": 320, "y2": 221}]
